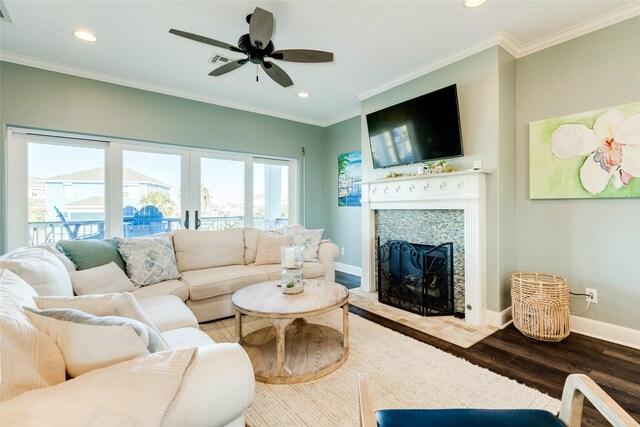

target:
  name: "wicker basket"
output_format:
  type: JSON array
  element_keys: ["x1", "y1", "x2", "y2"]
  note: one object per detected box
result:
[{"x1": 511, "y1": 272, "x2": 570, "y2": 342}]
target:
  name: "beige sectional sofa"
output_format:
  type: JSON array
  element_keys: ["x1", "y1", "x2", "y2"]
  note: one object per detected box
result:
[
  {"x1": 0, "y1": 267, "x2": 255, "y2": 426},
  {"x1": 0, "y1": 226, "x2": 339, "y2": 425},
  {"x1": 171, "y1": 228, "x2": 340, "y2": 322}
]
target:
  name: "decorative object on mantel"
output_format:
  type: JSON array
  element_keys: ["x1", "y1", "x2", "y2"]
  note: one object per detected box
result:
[
  {"x1": 529, "y1": 100, "x2": 640, "y2": 199},
  {"x1": 385, "y1": 171, "x2": 404, "y2": 179},
  {"x1": 511, "y1": 272, "x2": 570, "y2": 342},
  {"x1": 280, "y1": 246, "x2": 304, "y2": 294},
  {"x1": 338, "y1": 151, "x2": 362, "y2": 207},
  {"x1": 424, "y1": 160, "x2": 455, "y2": 175}
]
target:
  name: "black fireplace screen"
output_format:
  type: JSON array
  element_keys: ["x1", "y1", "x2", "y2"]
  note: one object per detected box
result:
[{"x1": 377, "y1": 239, "x2": 454, "y2": 316}]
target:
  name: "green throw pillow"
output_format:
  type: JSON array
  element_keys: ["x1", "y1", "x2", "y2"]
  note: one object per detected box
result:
[{"x1": 56, "y1": 239, "x2": 126, "y2": 272}]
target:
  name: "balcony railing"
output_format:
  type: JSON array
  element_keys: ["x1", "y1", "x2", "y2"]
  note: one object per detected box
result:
[{"x1": 28, "y1": 216, "x2": 289, "y2": 246}]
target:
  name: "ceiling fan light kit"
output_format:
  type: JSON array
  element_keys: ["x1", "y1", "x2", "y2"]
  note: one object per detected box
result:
[
  {"x1": 464, "y1": 0, "x2": 487, "y2": 8},
  {"x1": 73, "y1": 30, "x2": 98, "y2": 42},
  {"x1": 170, "y1": 7, "x2": 334, "y2": 88}
]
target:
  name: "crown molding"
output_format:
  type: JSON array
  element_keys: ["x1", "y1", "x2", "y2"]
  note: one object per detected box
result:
[
  {"x1": 0, "y1": 51, "x2": 326, "y2": 128},
  {"x1": 324, "y1": 110, "x2": 361, "y2": 127},
  {"x1": 516, "y1": 1, "x2": 640, "y2": 58},
  {"x1": 358, "y1": 2, "x2": 639, "y2": 101},
  {"x1": 2, "y1": 2, "x2": 638, "y2": 127},
  {"x1": 358, "y1": 32, "x2": 508, "y2": 101}
]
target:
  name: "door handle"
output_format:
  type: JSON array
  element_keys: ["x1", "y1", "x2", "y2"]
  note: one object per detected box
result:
[
  {"x1": 184, "y1": 210, "x2": 190, "y2": 229},
  {"x1": 195, "y1": 210, "x2": 201, "y2": 230}
]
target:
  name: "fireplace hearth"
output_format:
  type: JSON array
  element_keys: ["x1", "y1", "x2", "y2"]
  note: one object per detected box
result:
[{"x1": 377, "y1": 239, "x2": 454, "y2": 317}]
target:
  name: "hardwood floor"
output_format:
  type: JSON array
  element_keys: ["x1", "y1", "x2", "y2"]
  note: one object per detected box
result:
[{"x1": 335, "y1": 271, "x2": 640, "y2": 426}]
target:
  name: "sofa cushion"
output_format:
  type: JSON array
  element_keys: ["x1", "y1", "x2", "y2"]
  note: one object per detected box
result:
[
  {"x1": 34, "y1": 293, "x2": 158, "y2": 334},
  {"x1": 285, "y1": 226, "x2": 324, "y2": 262},
  {"x1": 251, "y1": 262, "x2": 326, "y2": 281},
  {"x1": 114, "y1": 236, "x2": 181, "y2": 286},
  {"x1": 254, "y1": 233, "x2": 291, "y2": 265},
  {"x1": 173, "y1": 229, "x2": 245, "y2": 271},
  {"x1": 0, "y1": 247, "x2": 73, "y2": 296},
  {"x1": 69, "y1": 262, "x2": 135, "y2": 295},
  {"x1": 0, "y1": 347, "x2": 198, "y2": 427},
  {"x1": 24, "y1": 307, "x2": 167, "y2": 378},
  {"x1": 36, "y1": 244, "x2": 77, "y2": 273},
  {"x1": 181, "y1": 265, "x2": 269, "y2": 301},
  {"x1": 131, "y1": 279, "x2": 189, "y2": 301},
  {"x1": 135, "y1": 295, "x2": 198, "y2": 332},
  {"x1": 56, "y1": 239, "x2": 126, "y2": 272},
  {"x1": 0, "y1": 269, "x2": 66, "y2": 401},
  {"x1": 161, "y1": 327, "x2": 215, "y2": 349},
  {"x1": 243, "y1": 227, "x2": 261, "y2": 264}
]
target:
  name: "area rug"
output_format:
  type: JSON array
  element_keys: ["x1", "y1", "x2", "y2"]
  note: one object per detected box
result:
[
  {"x1": 349, "y1": 288, "x2": 498, "y2": 348},
  {"x1": 201, "y1": 310, "x2": 559, "y2": 427}
]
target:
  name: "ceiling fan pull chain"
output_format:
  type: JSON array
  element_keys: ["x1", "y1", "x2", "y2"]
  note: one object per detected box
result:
[{"x1": 256, "y1": 66, "x2": 259, "y2": 83}]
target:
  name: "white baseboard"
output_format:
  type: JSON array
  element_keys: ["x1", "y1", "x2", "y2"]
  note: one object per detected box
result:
[
  {"x1": 334, "y1": 262, "x2": 362, "y2": 277},
  {"x1": 488, "y1": 306, "x2": 640, "y2": 350},
  {"x1": 570, "y1": 315, "x2": 640, "y2": 350},
  {"x1": 484, "y1": 306, "x2": 513, "y2": 329}
]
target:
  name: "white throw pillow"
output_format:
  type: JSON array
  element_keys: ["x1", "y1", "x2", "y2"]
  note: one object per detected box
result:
[
  {"x1": 0, "y1": 247, "x2": 73, "y2": 296},
  {"x1": 172, "y1": 228, "x2": 245, "y2": 271},
  {"x1": 114, "y1": 236, "x2": 180, "y2": 286},
  {"x1": 69, "y1": 262, "x2": 135, "y2": 295},
  {"x1": 0, "y1": 269, "x2": 66, "y2": 401},
  {"x1": 24, "y1": 307, "x2": 167, "y2": 378},
  {"x1": 33, "y1": 293, "x2": 159, "y2": 334},
  {"x1": 254, "y1": 233, "x2": 291, "y2": 265},
  {"x1": 35, "y1": 244, "x2": 77, "y2": 273},
  {"x1": 285, "y1": 227, "x2": 324, "y2": 262},
  {"x1": 0, "y1": 347, "x2": 197, "y2": 427}
]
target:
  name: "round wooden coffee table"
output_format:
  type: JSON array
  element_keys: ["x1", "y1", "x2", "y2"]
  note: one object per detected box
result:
[{"x1": 232, "y1": 279, "x2": 349, "y2": 384}]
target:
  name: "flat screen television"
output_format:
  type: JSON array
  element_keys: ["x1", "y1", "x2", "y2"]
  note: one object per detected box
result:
[{"x1": 366, "y1": 84, "x2": 463, "y2": 169}]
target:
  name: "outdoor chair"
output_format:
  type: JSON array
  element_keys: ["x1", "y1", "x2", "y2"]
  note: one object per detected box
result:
[
  {"x1": 54, "y1": 206, "x2": 104, "y2": 240},
  {"x1": 357, "y1": 373, "x2": 638, "y2": 427},
  {"x1": 124, "y1": 205, "x2": 163, "y2": 237},
  {"x1": 123, "y1": 205, "x2": 138, "y2": 221}
]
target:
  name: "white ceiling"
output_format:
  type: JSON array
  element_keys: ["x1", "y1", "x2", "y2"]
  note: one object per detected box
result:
[{"x1": 1, "y1": 1, "x2": 638, "y2": 126}]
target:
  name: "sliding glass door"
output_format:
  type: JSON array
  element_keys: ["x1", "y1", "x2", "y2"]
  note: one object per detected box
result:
[
  {"x1": 6, "y1": 128, "x2": 298, "y2": 250},
  {"x1": 253, "y1": 159, "x2": 291, "y2": 230},
  {"x1": 198, "y1": 155, "x2": 247, "y2": 230},
  {"x1": 120, "y1": 148, "x2": 187, "y2": 238}
]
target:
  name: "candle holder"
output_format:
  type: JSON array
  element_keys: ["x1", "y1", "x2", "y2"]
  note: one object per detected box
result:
[
  {"x1": 280, "y1": 246, "x2": 304, "y2": 294},
  {"x1": 281, "y1": 246, "x2": 303, "y2": 269}
]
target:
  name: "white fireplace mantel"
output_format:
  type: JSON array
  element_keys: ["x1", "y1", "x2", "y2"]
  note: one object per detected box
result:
[{"x1": 360, "y1": 170, "x2": 490, "y2": 326}]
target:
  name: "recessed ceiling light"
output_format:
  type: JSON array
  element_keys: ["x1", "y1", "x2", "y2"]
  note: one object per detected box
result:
[
  {"x1": 297, "y1": 92, "x2": 310, "y2": 98},
  {"x1": 464, "y1": 0, "x2": 487, "y2": 8},
  {"x1": 73, "y1": 30, "x2": 98, "y2": 42}
]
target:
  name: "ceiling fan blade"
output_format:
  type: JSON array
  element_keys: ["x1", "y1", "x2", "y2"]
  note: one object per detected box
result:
[
  {"x1": 261, "y1": 61, "x2": 293, "y2": 88},
  {"x1": 249, "y1": 7, "x2": 274, "y2": 48},
  {"x1": 270, "y1": 49, "x2": 334, "y2": 63},
  {"x1": 169, "y1": 29, "x2": 241, "y2": 53},
  {"x1": 209, "y1": 59, "x2": 249, "y2": 77}
]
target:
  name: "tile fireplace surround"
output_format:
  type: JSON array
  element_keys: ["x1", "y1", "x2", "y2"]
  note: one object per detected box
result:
[{"x1": 361, "y1": 170, "x2": 490, "y2": 326}]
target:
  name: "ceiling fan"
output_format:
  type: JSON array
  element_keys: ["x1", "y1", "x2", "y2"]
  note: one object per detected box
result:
[{"x1": 169, "y1": 7, "x2": 334, "y2": 88}]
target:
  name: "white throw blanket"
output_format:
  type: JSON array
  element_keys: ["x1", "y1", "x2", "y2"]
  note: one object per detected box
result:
[{"x1": 0, "y1": 347, "x2": 198, "y2": 427}]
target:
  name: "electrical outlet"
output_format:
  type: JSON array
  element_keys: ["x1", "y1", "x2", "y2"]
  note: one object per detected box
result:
[
  {"x1": 340, "y1": 247, "x2": 345, "y2": 256},
  {"x1": 585, "y1": 288, "x2": 598, "y2": 304}
]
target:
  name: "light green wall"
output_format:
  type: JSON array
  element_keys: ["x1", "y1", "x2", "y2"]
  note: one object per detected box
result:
[
  {"x1": 515, "y1": 17, "x2": 640, "y2": 329},
  {"x1": 361, "y1": 46, "x2": 516, "y2": 312},
  {"x1": 497, "y1": 48, "x2": 518, "y2": 309},
  {"x1": 0, "y1": 62, "x2": 326, "y2": 253},
  {"x1": 324, "y1": 116, "x2": 362, "y2": 268}
]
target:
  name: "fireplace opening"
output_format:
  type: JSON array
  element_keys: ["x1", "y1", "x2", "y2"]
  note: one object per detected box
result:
[{"x1": 377, "y1": 239, "x2": 454, "y2": 317}]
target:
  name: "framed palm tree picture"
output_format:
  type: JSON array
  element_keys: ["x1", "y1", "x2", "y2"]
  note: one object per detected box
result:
[
  {"x1": 529, "y1": 101, "x2": 639, "y2": 199},
  {"x1": 338, "y1": 151, "x2": 362, "y2": 206}
]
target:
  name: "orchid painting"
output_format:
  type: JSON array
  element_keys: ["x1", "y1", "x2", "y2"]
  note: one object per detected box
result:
[{"x1": 529, "y1": 101, "x2": 640, "y2": 199}]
